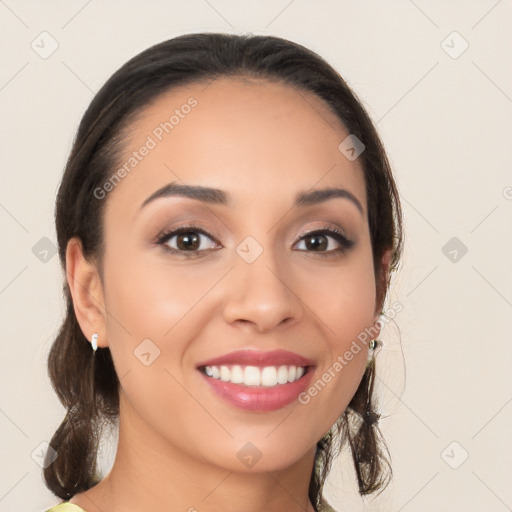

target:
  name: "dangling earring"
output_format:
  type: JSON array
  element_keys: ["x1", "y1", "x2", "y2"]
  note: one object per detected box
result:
[
  {"x1": 91, "y1": 333, "x2": 99, "y2": 352},
  {"x1": 366, "y1": 339, "x2": 381, "y2": 368}
]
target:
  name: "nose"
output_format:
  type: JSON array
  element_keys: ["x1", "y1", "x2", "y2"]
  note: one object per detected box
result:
[{"x1": 222, "y1": 251, "x2": 304, "y2": 333}]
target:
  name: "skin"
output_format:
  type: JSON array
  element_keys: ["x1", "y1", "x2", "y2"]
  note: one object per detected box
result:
[{"x1": 66, "y1": 77, "x2": 391, "y2": 512}]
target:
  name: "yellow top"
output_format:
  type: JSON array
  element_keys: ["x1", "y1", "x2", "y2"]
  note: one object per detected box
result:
[
  {"x1": 45, "y1": 503, "x2": 87, "y2": 512},
  {"x1": 45, "y1": 498, "x2": 335, "y2": 511}
]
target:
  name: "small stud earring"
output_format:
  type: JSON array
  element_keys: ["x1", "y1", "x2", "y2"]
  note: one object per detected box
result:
[
  {"x1": 91, "y1": 333, "x2": 99, "y2": 352},
  {"x1": 369, "y1": 340, "x2": 382, "y2": 350}
]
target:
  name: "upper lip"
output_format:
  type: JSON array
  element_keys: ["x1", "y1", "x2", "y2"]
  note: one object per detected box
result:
[{"x1": 196, "y1": 349, "x2": 315, "y2": 368}]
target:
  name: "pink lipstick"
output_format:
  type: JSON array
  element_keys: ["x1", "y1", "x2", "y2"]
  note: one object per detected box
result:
[{"x1": 197, "y1": 349, "x2": 316, "y2": 412}]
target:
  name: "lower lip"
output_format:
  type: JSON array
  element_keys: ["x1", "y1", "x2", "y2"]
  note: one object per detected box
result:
[{"x1": 199, "y1": 367, "x2": 315, "y2": 412}]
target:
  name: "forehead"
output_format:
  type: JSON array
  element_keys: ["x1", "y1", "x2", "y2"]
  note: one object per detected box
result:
[{"x1": 105, "y1": 77, "x2": 367, "y2": 216}]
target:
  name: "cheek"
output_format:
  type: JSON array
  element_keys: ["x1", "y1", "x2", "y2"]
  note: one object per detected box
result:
[
  {"x1": 100, "y1": 248, "x2": 231, "y2": 399},
  {"x1": 305, "y1": 249, "x2": 378, "y2": 342},
  {"x1": 103, "y1": 249, "x2": 219, "y2": 339},
  {"x1": 296, "y1": 249, "x2": 377, "y2": 428},
  {"x1": 100, "y1": 253, "x2": 217, "y2": 440}
]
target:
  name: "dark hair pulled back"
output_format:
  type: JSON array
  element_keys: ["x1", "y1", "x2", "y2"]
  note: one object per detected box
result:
[{"x1": 45, "y1": 32, "x2": 403, "y2": 511}]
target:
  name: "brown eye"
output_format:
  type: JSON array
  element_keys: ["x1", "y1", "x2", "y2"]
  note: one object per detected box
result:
[
  {"x1": 294, "y1": 227, "x2": 355, "y2": 257},
  {"x1": 175, "y1": 232, "x2": 201, "y2": 251},
  {"x1": 155, "y1": 226, "x2": 219, "y2": 257},
  {"x1": 303, "y1": 233, "x2": 329, "y2": 251}
]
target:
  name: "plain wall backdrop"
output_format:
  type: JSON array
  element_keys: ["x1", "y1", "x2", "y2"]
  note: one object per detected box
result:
[{"x1": 1, "y1": 1, "x2": 511, "y2": 511}]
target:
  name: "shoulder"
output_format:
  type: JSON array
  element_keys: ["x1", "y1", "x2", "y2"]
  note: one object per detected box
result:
[{"x1": 45, "y1": 502, "x2": 88, "y2": 512}]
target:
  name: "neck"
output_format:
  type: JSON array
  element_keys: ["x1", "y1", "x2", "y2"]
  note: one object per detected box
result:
[{"x1": 74, "y1": 392, "x2": 319, "y2": 512}]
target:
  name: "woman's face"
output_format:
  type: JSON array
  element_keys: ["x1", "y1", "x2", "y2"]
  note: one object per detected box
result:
[{"x1": 92, "y1": 78, "x2": 384, "y2": 472}]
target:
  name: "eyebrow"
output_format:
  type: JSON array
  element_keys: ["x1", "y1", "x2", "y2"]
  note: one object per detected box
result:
[{"x1": 139, "y1": 182, "x2": 364, "y2": 215}]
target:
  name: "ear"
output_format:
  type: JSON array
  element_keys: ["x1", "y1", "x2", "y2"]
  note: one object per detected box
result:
[
  {"x1": 372, "y1": 247, "x2": 393, "y2": 335},
  {"x1": 65, "y1": 237, "x2": 108, "y2": 349}
]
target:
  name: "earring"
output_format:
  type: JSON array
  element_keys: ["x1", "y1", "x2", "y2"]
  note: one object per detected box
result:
[
  {"x1": 91, "y1": 333, "x2": 99, "y2": 352},
  {"x1": 366, "y1": 339, "x2": 381, "y2": 368},
  {"x1": 369, "y1": 339, "x2": 380, "y2": 351}
]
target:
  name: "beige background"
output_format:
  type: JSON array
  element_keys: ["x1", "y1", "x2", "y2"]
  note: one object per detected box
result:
[{"x1": 1, "y1": 1, "x2": 511, "y2": 511}]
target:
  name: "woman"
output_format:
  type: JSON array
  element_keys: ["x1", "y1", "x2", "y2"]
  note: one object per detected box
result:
[{"x1": 44, "y1": 32, "x2": 403, "y2": 512}]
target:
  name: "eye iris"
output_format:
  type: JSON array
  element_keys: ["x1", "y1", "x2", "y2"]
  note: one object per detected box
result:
[
  {"x1": 177, "y1": 232, "x2": 200, "y2": 250},
  {"x1": 306, "y1": 234, "x2": 327, "y2": 251}
]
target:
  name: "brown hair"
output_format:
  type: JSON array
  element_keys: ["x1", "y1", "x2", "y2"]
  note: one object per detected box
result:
[{"x1": 45, "y1": 32, "x2": 403, "y2": 511}]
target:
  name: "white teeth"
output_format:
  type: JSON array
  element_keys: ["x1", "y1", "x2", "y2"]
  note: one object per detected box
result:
[
  {"x1": 230, "y1": 365, "x2": 244, "y2": 384},
  {"x1": 244, "y1": 366, "x2": 261, "y2": 386},
  {"x1": 277, "y1": 365, "x2": 289, "y2": 384},
  {"x1": 220, "y1": 366, "x2": 230, "y2": 382},
  {"x1": 201, "y1": 364, "x2": 307, "y2": 387},
  {"x1": 261, "y1": 366, "x2": 277, "y2": 386}
]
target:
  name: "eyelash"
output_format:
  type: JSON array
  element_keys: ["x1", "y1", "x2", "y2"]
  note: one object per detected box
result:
[{"x1": 154, "y1": 224, "x2": 355, "y2": 259}]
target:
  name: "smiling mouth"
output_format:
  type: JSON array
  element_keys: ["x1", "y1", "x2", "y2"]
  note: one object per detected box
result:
[{"x1": 198, "y1": 364, "x2": 311, "y2": 387}]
